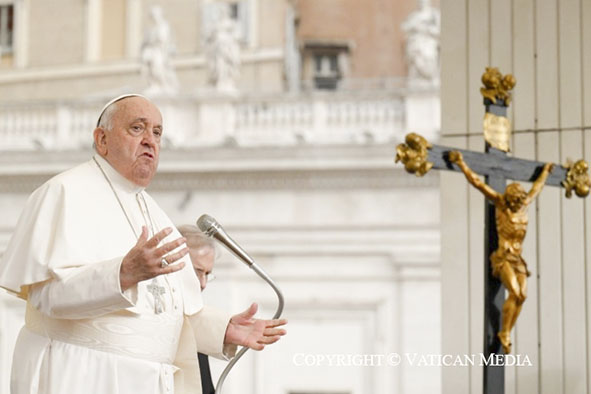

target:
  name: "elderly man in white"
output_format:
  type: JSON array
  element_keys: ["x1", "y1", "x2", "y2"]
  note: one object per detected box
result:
[{"x1": 0, "y1": 94, "x2": 286, "y2": 394}]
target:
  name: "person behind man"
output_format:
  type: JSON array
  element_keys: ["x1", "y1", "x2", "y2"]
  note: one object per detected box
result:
[
  {"x1": 0, "y1": 94, "x2": 287, "y2": 394},
  {"x1": 177, "y1": 225, "x2": 217, "y2": 394}
]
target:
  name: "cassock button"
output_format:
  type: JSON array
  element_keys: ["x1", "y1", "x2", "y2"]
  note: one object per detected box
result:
[{"x1": 172, "y1": 287, "x2": 176, "y2": 293}]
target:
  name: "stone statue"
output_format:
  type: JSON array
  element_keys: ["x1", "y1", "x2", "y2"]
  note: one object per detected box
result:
[
  {"x1": 204, "y1": 3, "x2": 241, "y2": 93},
  {"x1": 449, "y1": 150, "x2": 553, "y2": 354},
  {"x1": 140, "y1": 6, "x2": 179, "y2": 95},
  {"x1": 401, "y1": 0, "x2": 441, "y2": 84}
]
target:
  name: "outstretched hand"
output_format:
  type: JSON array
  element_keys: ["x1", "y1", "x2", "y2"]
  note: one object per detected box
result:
[{"x1": 224, "y1": 303, "x2": 287, "y2": 351}]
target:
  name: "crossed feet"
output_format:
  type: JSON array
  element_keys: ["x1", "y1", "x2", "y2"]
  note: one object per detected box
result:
[{"x1": 497, "y1": 331, "x2": 512, "y2": 354}]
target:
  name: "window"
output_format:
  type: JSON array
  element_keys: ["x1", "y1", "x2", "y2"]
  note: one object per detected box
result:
[
  {"x1": 314, "y1": 53, "x2": 339, "y2": 89},
  {"x1": 0, "y1": 4, "x2": 13, "y2": 55},
  {"x1": 302, "y1": 41, "x2": 351, "y2": 90}
]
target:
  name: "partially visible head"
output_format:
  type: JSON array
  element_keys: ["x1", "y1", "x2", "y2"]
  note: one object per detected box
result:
[
  {"x1": 505, "y1": 183, "x2": 527, "y2": 211},
  {"x1": 177, "y1": 225, "x2": 217, "y2": 291},
  {"x1": 93, "y1": 95, "x2": 163, "y2": 187}
]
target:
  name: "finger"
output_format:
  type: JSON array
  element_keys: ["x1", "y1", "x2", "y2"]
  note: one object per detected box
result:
[
  {"x1": 249, "y1": 342, "x2": 265, "y2": 351},
  {"x1": 244, "y1": 302, "x2": 258, "y2": 317},
  {"x1": 145, "y1": 227, "x2": 173, "y2": 248},
  {"x1": 263, "y1": 319, "x2": 288, "y2": 328},
  {"x1": 263, "y1": 327, "x2": 287, "y2": 337},
  {"x1": 155, "y1": 237, "x2": 187, "y2": 257},
  {"x1": 159, "y1": 261, "x2": 186, "y2": 276},
  {"x1": 161, "y1": 247, "x2": 189, "y2": 265},
  {"x1": 258, "y1": 335, "x2": 282, "y2": 345},
  {"x1": 235, "y1": 303, "x2": 258, "y2": 319},
  {"x1": 136, "y1": 226, "x2": 149, "y2": 245}
]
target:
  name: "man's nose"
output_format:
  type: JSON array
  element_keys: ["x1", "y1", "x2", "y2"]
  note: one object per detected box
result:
[{"x1": 142, "y1": 129, "x2": 158, "y2": 147}]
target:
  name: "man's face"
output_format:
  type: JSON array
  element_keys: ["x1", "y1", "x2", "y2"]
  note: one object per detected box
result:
[
  {"x1": 505, "y1": 183, "x2": 526, "y2": 212},
  {"x1": 189, "y1": 245, "x2": 215, "y2": 291},
  {"x1": 94, "y1": 97, "x2": 163, "y2": 187}
]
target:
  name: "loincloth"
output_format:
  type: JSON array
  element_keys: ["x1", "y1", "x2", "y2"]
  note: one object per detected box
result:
[{"x1": 490, "y1": 249, "x2": 531, "y2": 277}]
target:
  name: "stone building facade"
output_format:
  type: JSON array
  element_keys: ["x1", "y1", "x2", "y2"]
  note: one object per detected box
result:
[{"x1": 0, "y1": 1, "x2": 441, "y2": 393}]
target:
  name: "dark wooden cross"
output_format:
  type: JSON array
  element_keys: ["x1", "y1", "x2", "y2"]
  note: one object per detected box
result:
[
  {"x1": 423, "y1": 102, "x2": 563, "y2": 394},
  {"x1": 395, "y1": 70, "x2": 589, "y2": 393}
]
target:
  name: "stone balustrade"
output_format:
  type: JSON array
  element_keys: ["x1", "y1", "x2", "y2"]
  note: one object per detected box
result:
[{"x1": 0, "y1": 90, "x2": 438, "y2": 151}]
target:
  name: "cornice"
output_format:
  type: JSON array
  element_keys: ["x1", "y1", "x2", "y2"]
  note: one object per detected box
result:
[
  {"x1": 0, "y1": 167, "x2": 438, "y2": 194},
  {"x1": 0, "y1": 48, "x2": 284, "y2": 85},
  {"x1": 149, "y1": 167, "x2": 438, "y2": 191},
  {"x1": 0, "y1": 145, "x2": 439, "y2": 193}
]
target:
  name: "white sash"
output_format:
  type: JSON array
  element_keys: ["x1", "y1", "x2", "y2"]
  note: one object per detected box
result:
[{"x1": 25, "y1": 302, "x2": 183, "y2": 365}]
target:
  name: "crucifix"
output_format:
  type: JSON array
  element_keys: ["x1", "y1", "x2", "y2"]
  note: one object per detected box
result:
[
  {"x1": 396, "y1": 67, "x2": 591, "y2": 393},
  {"x1": 147, "y1": 278, "x2": 166, "y2": 314}
]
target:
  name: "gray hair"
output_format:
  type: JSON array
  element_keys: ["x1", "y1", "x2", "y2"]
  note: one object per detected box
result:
[
  {"x1": 177, "y1": 224, "x2": 218, "y2": 256},
  {"x1": 93, "y1": 101, "x2": 119, "y2": 151}
]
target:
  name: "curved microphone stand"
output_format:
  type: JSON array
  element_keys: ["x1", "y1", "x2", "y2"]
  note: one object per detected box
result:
[
  {"x1": 196, "y1": 215, "x2": 285, "y2": 394},
  {"x1": 214, "y1": 264, "x2": 284, "y2": 394}
]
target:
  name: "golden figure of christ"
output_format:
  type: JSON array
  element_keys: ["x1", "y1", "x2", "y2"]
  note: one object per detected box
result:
[{"x1": 448, "y1": 150, "x2": 554, "y2": 354}]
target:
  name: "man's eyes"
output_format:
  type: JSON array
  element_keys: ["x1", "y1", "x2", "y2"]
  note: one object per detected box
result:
[{"x1": 129, "y1": 124, "x2": 162, "y2": 138}]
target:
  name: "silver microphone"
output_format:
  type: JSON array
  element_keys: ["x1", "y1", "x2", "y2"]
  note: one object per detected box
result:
[{"x1": 196, "y1": 214, "x2": 255, "y2": 266}]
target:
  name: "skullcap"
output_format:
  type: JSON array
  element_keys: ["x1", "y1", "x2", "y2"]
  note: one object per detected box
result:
[{"x1": 96, "y1": 93, "x2": 149, "y2": 127}]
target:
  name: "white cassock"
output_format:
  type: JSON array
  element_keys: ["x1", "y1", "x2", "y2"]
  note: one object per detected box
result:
[{"x1": 0, "y1": 154, "x2": 234, "y2": 394}]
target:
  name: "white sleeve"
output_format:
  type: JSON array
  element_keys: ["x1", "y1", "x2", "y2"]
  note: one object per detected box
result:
[
  {"x1": 28, "y1": 258, "x2": 137, "y2": 319},
  {"x1": 188, "y1": 305, "x2": 237, "y2": 360}
]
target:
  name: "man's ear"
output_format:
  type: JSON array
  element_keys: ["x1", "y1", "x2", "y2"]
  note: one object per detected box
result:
[{"x1": 93, "y1": 127, "x2": 108, "y2": 155}]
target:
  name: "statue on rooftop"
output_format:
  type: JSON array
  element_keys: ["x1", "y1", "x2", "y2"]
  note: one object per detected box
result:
[
  {"x1": 402, "y1": 0, "x2": 441, "y2": 85},
  {"x1": 140, "y1": 6, "x2": 179, "y2": 95}
]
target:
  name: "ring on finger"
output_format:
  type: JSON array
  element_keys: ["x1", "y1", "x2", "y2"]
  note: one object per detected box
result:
[{"x1": 161, "y1": 258, "x2": 169, "y2": 268}]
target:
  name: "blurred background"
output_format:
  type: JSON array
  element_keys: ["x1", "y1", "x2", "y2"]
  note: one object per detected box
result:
[{"x1": 0, "y1": 0, "x2": 441, "y2": 393}]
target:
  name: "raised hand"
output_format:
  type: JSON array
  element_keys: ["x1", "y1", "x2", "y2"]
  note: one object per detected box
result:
[
  {"x1": 120, "y1": 226, "x2": 188, "y2": 291},
  {"x1": 224, "y1": 303, "x2": 287, "y2": 351}
]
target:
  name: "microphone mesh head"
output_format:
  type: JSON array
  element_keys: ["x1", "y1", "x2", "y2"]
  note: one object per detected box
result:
[{"x1": 197, "y1": 214, "x2": 218, "y2": 236}]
